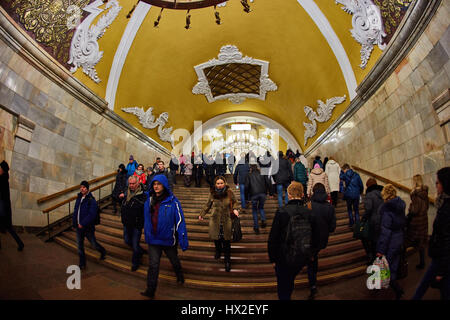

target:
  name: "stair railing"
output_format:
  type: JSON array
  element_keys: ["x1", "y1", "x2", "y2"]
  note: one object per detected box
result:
[{"x1": 36, "y1": 172, "x2": 117, "y2": 241}]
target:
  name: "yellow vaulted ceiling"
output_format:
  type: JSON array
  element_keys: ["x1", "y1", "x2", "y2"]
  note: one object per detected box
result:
[{"x1": 74, "y1": 0, "x2": 383, "y2": 151}]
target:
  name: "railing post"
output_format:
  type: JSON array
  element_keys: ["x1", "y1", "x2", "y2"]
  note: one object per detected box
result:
[
  {"x1": 68, "y1": 201, "x2": 71, "y2": 219},
  {"x1": 47, "y1": 212, "x2": 50, "y2": 242}
]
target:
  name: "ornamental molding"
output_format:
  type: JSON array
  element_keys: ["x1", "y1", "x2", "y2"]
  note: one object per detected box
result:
[
  {"x1": 303, "y1": 95, "x2": 346, "y2": 145},
  {"x1": 68, "y1": 0, "x2": 122, "y2": 83},
  {"x1": 335, "y1": 0, "x2": 386, "y2": 69},
  {"x1": 121, "y1": 106, "x2": 174, "y2": 147},
  {"x1": 218, "y1": 0, "x2": 254, "y2": 7},
  {"x1": 192, "y1": 45, "x2": 277, "y2": 104}
]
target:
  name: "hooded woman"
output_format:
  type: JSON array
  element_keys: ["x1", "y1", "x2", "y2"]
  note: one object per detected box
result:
[
  {"x1": 199, "y1": 176, "x2": 240, "y2": 272},
  {"x1": 307, "y1": 163, "x2": 330, "y2": 198},
  {"x1": 112, "y1": 163, "x2": 127, "y2": 214}
]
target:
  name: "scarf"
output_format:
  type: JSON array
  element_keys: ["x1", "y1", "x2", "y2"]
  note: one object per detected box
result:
[
  {"x1": 436, "y1": 192, "x2": 450, "y2": 210},
  {"x1": 126, "y1": 184, "x2": 142, "y2": 203},
  {"x1": 135, "y1": 170, "x2": 144, "y2": 176}
]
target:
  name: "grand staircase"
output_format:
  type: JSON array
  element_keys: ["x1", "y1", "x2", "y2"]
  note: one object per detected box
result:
[{"x1": 53, "y1": 175, "x2": 368, "y2": 292}]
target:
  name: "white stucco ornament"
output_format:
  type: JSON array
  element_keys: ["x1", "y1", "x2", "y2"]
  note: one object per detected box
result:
[
  {"x1": 68, "y1": 0, "x2": 122, "y2": 83},
  {"x1": 303, "y1": 95, "x2": 346, "y2": 145},
  {"x1": 192, "y1": 45, "x2": 277, "y2": 104},
  {"x1": 122, "y1": 107, "x2": 174, "y2": 147},
  {"x1": 335, "y1": 0, "x2": 386, "y2": 69}
]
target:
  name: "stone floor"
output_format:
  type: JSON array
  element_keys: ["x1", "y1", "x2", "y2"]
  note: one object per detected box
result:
[{"x1": 0, "y1": 232, "x2": 441, "y2": 300}]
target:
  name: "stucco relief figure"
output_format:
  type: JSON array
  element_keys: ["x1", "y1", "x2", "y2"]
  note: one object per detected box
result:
[
  {"x1": 122, "y1": 107, "x2": 174, "y2": 147},
  {"x1": 303, "y1": 95, "x2": 346, "y2": 145}
]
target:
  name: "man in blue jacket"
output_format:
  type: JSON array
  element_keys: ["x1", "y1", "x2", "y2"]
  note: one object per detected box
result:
[
  {"x1": 126, "y1": 155, "x2": 138, "y2": 178},
  {"x1": 141, "y1": 174, "x2": 189, "y2": 299},
  {"x1": 72, "y1": 181, "x2": 106, "y2": 269},
  {"x1": 341, "y1": 164, "x2": 364, "y2": 227}
]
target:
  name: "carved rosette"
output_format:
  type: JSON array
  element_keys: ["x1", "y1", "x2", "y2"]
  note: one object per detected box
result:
[
  {"x1": 68, "y1": 0, "x2": 122, "y2": 83},
  {"x1": 303, "y1": 95, "x2": 346, "y2": 145},
  {"x1": 121, "y1": 106, "x2": 174, "y2": 147},
  {"x1": 336, "y1": 0, "x2": 386, "y2": 69},
  {"x1": 192, "y1": 45, "x2": 277, "y2": 104}
]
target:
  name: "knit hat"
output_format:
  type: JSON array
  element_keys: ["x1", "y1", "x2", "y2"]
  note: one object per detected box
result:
[
  {"x1": 0, "y1": 160, "x2": 9, "y2": 172},
  {"x1": 80, "y1": 180, "x2": 89, "y2": 190},
  {"x1": 314, "y1": 163, "x2": 321, "y2": 169},
  {"x1": 129, "y1": 155, "x2": 134, "y2": 160}
]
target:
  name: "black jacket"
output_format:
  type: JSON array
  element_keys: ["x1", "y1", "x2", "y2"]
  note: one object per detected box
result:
[
  {"x1": 363, "y1": 184, "x2": 384, "y2": 241},
  {"x1": 112, "y1": 170, "x2": 128, "y2": 198},
  {"x1": 428, "y1": 196, "x2": 450, "y2": 277},
  {"x1": 310, "y1": 190, "x2": 336, "y2": 251},
  {"x1": 120, "y1": 188, "x2": 147, "y2": 229},
  {"x1": 169, "y1": 159, "x2": 179, "y2": 171},
  {"x1": 244, "y1": 171, "x2": 271, "y2": 197},
  {"x1": 268, "y1": 199, "x2": 313, "y2": 266},
  {"x1": 0, "y1": 170, "x2": 12, "y2": 229},
  {"x1": 272, "y1": 158, "x2": 293, "y2": 186}
]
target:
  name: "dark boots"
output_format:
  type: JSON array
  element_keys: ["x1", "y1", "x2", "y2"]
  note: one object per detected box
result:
[
  {"x1": 214, "y1": 240, "x2": 222, "y2": 259},
  {"x1": 390, "y1": 280, "x2": 404, "y2": 300},
  {"x1": 223, "y1": 240, "x2": 231, "y2": 272},
  {"x1": 416, "y1": 247, "x2": 425, "y2": 269}
]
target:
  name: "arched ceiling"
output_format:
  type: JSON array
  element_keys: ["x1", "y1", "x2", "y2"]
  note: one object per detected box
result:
[{"x1": 68, "y1": 0, "x2": 388, "y2": 150}]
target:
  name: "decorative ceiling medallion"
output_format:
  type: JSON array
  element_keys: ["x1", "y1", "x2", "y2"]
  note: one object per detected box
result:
[
  {"x1": 68, "y1": 0, "x2": 122, "y2": 83},
  {"x1": 303, "y1": 95, "x2": 346, "y2": 145},
  {"x1": 121, "y1": 106, "x2": 174, "y2": 147},
  {"x1": 336, "y1": 0, "x2": 386, "y2": 69},
  {"x1": 192, "y1": 45, "x2": 277, "y2": 104}
]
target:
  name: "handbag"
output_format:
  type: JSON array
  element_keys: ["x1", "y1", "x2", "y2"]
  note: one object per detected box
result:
[
  {"x1": 353, "y1": 219, "x2": 370, "y2": 240},
  {"x1": 229, "y1": 192, "x2": 242, "y2": 242},
  {"x1": 397, "y1": 246, "x2": 408, "y2": 280}
]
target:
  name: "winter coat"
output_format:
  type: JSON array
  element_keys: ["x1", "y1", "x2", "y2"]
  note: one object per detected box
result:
[
  {"x1": 341, "y1": 169, "x2": 363, "y2": 200},
  {"x1": 72, "y1": 192, "x2": 98, "y2": 228},
  {"x1": 169, "y1": 159, "x2": 179, "y2": 171},
  {"x1": 120, "y1": 187, "x2": 147, "y2": 229},
  {"x1": 143, "y1": 175, "x2": 188, "y2": 250},
  {"x1": 112, "y1": 170, "x2": 128, "y2": 199},
  {"x1": 362, "y1": 184, "x2": 384, "y2": 242},
  {"x1": 145, "y1": 172, "x2": 156, "y2": 190},
  {"x1": 200, "y1": 186, "x2": 238, "y2": 241},
  {"x1": 179, "y1": 155, "x2": 187, "y2": 165},
  {"x1": 244, "y1": 171, "x2": 271, "y2": 197},
  {"x1": 233, "y1": 162, "x2": 250, "y2": 185},
  {"x1": 268, "y1": 199, "x2": 313, "y2": 266},
  {"x1": 126, "y1": 160, "x2": 138, "y2": 177},
  {"x1": 428, "y1": 194, "x2": 450, "y2": 277},
  {"x1": 133, "y1": 171, "x2": 147, "y2": 185},
  {"x1": 311, "y1": 190, "x2": 336, "y2": 251},
  {"x1": 376, "y1": 197, "x2": 406, "y2": 280},
  {"x1": 193, "y1": 163, "x2": 203, "y2": 178},
  {"x1": 406, "y1": 186, "x2": 429, "y2": 249},
  {"x1": 227, "y1": 155, "x2": 236, "y2": 165},
  {"x1": 325, "y1": 160, "x2": 341, "y2": 192},
  {"x1": 0, "y1": 171, "x2": 12, "y2": 230},
  {"x1": 272, "y1": 158, "x2": 293, "y2": 187},
  {"x1": 293, "y1": 162, "x2": 308, "y2": 185},
  {"x1": 184, "y1": 162, "x2": 193, "y2": 176},
  {"x1": 299, "y1": 155, "x2": 309, "y2": 172},
  {"x1": 307, "y1": 167, "x2": 330, "y2": 197}
]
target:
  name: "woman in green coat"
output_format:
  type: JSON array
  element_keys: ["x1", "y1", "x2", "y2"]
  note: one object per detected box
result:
[{"x1": 199, "y1": 176, "x2": 240, "y2": 272}]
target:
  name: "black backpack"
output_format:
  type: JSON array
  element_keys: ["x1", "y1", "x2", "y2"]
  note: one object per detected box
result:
[{"x1": 282, "y1": 207, "x2": 312, "y2": 267}]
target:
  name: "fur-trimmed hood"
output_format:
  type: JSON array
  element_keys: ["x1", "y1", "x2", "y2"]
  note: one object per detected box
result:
[{"x1": 211, "y1": 185, "x2": 231, "y2": 199}]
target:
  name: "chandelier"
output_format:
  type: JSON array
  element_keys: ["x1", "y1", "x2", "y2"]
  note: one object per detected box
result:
[{"x1": 127, "y1": 0, "x2": 253, "y2": 29}]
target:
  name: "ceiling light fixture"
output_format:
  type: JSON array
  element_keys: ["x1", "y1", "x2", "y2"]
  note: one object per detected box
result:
[{"x1": 126, "y1": 0, "x2": 253, "y2": 28}]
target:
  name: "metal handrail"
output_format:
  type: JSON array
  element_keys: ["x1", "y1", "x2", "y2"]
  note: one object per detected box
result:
[
  {"x1": 37, "y1": 172, "x2": 116, "y2": 204},
  {"x1": 352, "y1": 165, "x2": 436, "y2": 205}
]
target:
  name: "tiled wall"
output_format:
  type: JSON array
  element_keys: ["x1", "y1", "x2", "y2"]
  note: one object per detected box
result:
[
  {"x1": 0, "y1": 37, "x2": 168, "y2": 227},
  {"x1": 310, "y1": 1, "x2": 450, "y2": 201}
]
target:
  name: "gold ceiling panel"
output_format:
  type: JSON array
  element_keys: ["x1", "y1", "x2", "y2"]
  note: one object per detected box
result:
[{"x1": 204, "y1": 63, "x2": 261, "y2": 97}]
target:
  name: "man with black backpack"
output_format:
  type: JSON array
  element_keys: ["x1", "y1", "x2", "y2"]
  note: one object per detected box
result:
[
  {"x1": 268, "y1": 181, "x2": 313, "y2": 300},
  {"x1": 73, "y1": 181, "x2": 106, "y2": 270}
]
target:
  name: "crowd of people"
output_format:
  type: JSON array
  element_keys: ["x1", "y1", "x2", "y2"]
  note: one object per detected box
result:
[{"x1": 1, "y1": 149, "x2": 449, "y2": 301}]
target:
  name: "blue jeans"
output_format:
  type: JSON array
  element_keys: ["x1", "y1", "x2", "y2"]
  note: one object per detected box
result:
[
  {"x1": 346, "y1": 198, "x2": 360, "y2": 226},
  {"x1": 413, "y1": 259, "x2": 450, "y2": 300},
  {"x1": 251, "y1": 193, "x2": 266, "y2": 229},
  {"x1": 228, "y1": 164, "x2": 234, "y2": 174},
  {"x1": 277, "y1": 184, "x2": 288, "y2": 207},
  {"x1": 123, "y1": 226, "x2": 145, "y2": 268},
  {"x1": 239, "y1": 184, "x2": 246, "y2": 209},
  {"x1": 76, "y1": 225, "x2": 105, "y2": 267}
]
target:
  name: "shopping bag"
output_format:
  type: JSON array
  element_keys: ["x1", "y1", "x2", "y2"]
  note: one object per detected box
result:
[{"x1": 373, "y1": 256, "x2": 390, "y2": 289}]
